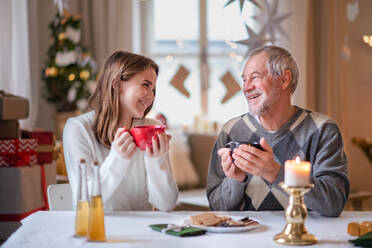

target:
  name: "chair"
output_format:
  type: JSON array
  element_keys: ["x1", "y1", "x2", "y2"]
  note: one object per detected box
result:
[
  {"x1": 347, "y1": 190, "x2": 372, "y2": 211},
  {"x1": 47, "y1": 183, "x2": 73, "y2": 211}
]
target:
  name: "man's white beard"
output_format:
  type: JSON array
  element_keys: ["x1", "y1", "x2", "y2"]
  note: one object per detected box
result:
[
  {"x1": 247, "y1": 86, "x2": 281, "y2": 116},
  {"x1": 248, "y1": 97, "x2": 269, "y2": 116}
]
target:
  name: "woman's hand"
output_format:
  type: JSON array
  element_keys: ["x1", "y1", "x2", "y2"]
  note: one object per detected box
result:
[
  {"x1": 146, "y1": 131, "x2": 171, "y2": 158},
  {"x1": 112, "y1": 127, "x2": 136, "y2": 159}
]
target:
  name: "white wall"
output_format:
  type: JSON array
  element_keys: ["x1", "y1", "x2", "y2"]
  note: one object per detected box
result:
[{"x1": 278, "y1": 0, "x2": 309, "y2": 110}]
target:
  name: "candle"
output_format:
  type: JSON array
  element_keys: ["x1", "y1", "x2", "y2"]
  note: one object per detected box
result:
[{"x1": 284, "y1": 156, "x2": 310, "y2": 186}]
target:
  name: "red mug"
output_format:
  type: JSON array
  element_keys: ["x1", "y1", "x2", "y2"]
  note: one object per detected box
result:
[{"x1": 129, "y1": 125, "x2": 166, "y2": 151}]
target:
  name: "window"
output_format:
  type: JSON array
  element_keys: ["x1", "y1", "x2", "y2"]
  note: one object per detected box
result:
[{"x1": 149, "y1": 0, "x2": 256, "y2": 128}]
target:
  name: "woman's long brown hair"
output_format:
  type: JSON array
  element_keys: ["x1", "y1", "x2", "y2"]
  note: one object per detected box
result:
[{"x1": 88, "y1": 51, "x2": 159, "y2": 148}]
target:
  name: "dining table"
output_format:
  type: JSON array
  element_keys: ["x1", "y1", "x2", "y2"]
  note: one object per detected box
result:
[{"x1": 2, "y1": 210, "x2": 372, "y2": 247}]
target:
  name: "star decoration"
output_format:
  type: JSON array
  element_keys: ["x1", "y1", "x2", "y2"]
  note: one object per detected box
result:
[
  {"x1": 234, "y1": 24, "x2": 268, "y2": 56},
  {"x1": 252, "y1": 0, "x2": 292, "y2": 41},
  {"x1": 224, "y1": 0, "x2": 261, "y2": 12}
]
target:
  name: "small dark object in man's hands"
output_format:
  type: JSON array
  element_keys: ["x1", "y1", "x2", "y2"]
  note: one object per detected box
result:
[{"x1": 225, "y1": 141, "x2": 264, "y2": 152}]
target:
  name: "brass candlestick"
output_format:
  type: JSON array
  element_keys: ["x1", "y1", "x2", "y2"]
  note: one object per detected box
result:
[{"x1": 273, "y1": 183, "x2": 318, "y2": 246}]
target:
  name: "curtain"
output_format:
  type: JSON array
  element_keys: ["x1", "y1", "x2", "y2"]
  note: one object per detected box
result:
[
  {"x1": 307, "y1": 0, "x2": 372, "y2": 196},
  {"x1": 306, "y1": 0, "x2": 350, "y2": 135},
  {"x1": 68, "y1": 0, "x2": 136, "y2": 69},
  {"x1": 0, "y1": 0, "x2": 37, "y2": 129}
]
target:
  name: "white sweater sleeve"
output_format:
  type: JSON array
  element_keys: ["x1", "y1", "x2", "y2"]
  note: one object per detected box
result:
[
  {"x1": 98, "y1": 148, "x2": 133, "y2": 204},
  {"x1": 63, "y1": 118, "x2": 133, "y2": 208},
  {"x1": 144, "y1": 154, "x2": 179, "y2": 211}
]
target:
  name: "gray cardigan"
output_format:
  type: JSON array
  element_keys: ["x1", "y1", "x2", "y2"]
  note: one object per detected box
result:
[{"x1": 207, "y1": 106, "x2": 349, "y2": 217}]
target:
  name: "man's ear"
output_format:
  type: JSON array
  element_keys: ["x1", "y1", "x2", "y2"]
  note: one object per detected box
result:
[{"x1": 281, "y1": 70, "x2": 292, "y2": 90}]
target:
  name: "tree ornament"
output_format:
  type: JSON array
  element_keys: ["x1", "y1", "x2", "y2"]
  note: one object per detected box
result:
[
  {"x1": 65, "y1": 26, "x2": 81, "y2": 43},
  {"x1": 79, "y1": 70, "x2": 90, "y2": 81},
  {"x1": 68, "y1": 73, "x2": 75, "y2": 81},
  {"x1": 46, "y1": 67, "x2": 58, "y2": 77},
  {"x1": 58, "y1": 32, "x2": 65, "y2": 41},
  {"x1": 55, "y1": 51, "x2": 77, "y2": 66},
  {"x1": 67, "y1": 85, "x2": 77, "y2": 102}
]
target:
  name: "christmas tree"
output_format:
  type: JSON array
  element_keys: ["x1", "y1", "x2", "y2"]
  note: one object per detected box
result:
[{"x1": 41, "y1": 9, "x2": 96, "y2": 112}]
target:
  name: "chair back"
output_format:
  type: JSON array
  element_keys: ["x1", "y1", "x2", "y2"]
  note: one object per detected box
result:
[{"x1": 47, "y1": 183, "x2": 73, "y2": 211}]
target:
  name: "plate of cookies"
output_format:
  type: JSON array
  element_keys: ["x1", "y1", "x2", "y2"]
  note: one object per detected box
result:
[{"x1": 183, "y1": 213, "x2": 260, "y2": 233}]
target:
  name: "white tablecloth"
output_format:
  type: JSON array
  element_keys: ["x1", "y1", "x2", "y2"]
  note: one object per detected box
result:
[{"x1": 3, "y1": 211, "x2": 372, "y2": 248}]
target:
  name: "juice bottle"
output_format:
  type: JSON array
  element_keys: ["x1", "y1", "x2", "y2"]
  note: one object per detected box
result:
[
  {"x1": 74, "y1": 159, "x2": 89, "y2": 237},
  {"x1": 87, "y1": 160, "x2": 106, "y2": 242}
]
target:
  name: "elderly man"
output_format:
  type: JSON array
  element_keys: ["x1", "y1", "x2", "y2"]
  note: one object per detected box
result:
[{"x1": 207, "y1": 45, "x2": 349, "y2": 217}]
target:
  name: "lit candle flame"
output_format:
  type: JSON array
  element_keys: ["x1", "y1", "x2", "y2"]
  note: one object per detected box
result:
[{"x1": 295, "y1": 156, "x2": 301, "y2": 164}]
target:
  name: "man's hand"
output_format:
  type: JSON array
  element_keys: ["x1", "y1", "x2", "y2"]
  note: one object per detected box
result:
[
  {"x1": 217, "y1": 148, "x2": 246, "y2": 182},
  {"x1": 232, "y1": 137, "x2": 280, "y2": 183}
]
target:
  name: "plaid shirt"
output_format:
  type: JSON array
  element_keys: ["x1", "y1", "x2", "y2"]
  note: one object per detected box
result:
[{"x1": 207, "y1": 106, "x2": 349, "y2": 217}]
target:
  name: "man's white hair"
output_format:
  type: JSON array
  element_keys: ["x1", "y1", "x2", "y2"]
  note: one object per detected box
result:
[{"x1": 246, "y1": 46, "x2": 299, "y2": 94}]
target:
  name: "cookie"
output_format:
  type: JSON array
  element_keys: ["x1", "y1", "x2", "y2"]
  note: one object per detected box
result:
[{"x1": 190, "y1": 213, "x2": 230, "y2": 226}]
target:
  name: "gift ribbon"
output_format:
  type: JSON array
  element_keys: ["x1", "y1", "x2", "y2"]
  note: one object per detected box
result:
[
  {"x1": 0, "y1": 139, "x2": 37, "y2": 167},
  {"x1": 37, "y1": 145, "x2": 54, "y2": 153},
  {"x1": 40, "y1": 164, "x2": 49, "y2": 211}
]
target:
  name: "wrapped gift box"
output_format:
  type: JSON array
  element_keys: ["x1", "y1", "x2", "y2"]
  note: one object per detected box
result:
[
  {"x1": 0, "y1": 91, "x2": 29, "y2": 120},
  {"x1": 0, "y1": 139, "x2": 38, "y2": 167},
  {"x1": 0, "y1": 120, "x2": 19, "y2": 139},
  {"x1": 22, "y1": 131, "x2": 54, "y2": 164},
  {"x1": 0, "y1": 163, "x2": 56, "y2": 239}
]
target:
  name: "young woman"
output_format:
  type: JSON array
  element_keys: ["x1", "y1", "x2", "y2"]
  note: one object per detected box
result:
[{"x1": 63, "y1": 51, "x2": 178, "y2": 211}]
